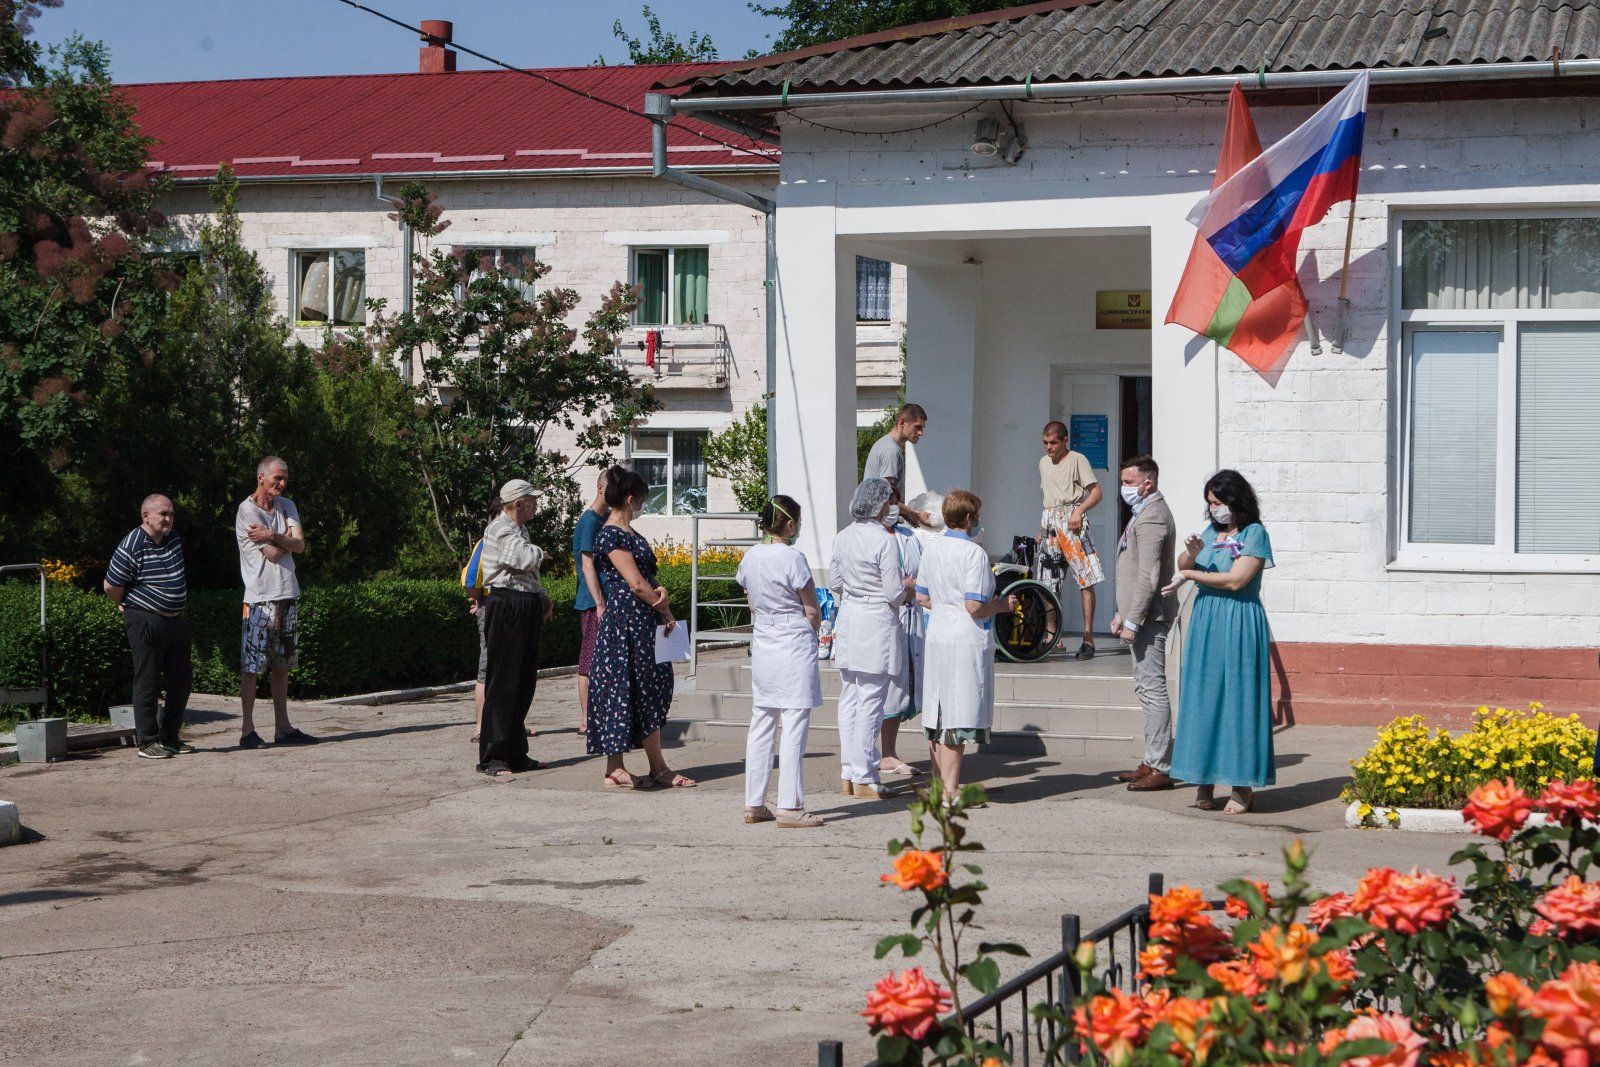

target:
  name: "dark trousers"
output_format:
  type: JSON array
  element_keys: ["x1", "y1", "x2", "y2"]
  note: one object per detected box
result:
[
  {"x1": 124, "y1": 608, "x2": 192, "y2": 748},
  {"x1": 479, "y1": 590, "x2": 541, "y2": 771}
]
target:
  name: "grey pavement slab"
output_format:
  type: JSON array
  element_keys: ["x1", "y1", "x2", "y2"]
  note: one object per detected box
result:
[{"x1": 0, "y1": 655, "x2": 1464, "y2": 1066}]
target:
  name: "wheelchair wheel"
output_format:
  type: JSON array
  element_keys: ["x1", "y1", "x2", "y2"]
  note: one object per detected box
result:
[{"x1": 991, "y1": 577, "x2": 1062, "y2": 663}]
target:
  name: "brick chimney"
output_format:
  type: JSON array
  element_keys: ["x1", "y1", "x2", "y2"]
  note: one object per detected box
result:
[{"x1": 419, "y1": 20, "x2": 456, "y2": 73}]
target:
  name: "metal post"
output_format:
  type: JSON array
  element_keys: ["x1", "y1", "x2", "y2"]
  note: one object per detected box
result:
[
  {"x1": 817, "y1": 1039, "x2": 844, "y2": 1067},
  {"x1": 689, "y1": 512, "x2": 701, "y2": 677},
  {"x1": 1147, "y1": 872, "x2": 1164, "y2": 898}
]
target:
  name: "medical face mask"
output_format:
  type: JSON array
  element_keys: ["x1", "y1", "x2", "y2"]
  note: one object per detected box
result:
[
  {"x1": 1119, "y1": 484, "x2": 1144, "y2": 507},
  {"x1": 884, "y1": 506, "x2": 901, "y2": 528},
  {"x1": 970, "y1": 522, "x2": 985, "y2": 544},
  {"x1": 1209, "y1": 504, "x2": 1233, "y2": 527}
]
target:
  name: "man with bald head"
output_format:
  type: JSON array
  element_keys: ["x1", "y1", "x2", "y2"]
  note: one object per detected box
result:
[
  {"x1": 105, "y1": 494, "x2": 193, "y2": 759},
  {"x1": 236, "y1": 454, "x2": 315, "y2": 749}
]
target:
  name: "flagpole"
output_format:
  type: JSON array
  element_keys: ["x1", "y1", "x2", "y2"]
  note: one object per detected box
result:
[{"x1": 1335, "y1": 175, "x2": 1361, "y2": 352}]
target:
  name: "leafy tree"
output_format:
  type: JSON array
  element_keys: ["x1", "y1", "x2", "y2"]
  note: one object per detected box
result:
[
  {"x1": 706, "y1": 401, "x2": 768, "y2": 512},
  {"x1": 609, "y1": 5, "x2": 720, "y2": 64},
  {"x1": 0, "y1": 8, "x2": 176, "y2": 562},
  {"x1": 346, "y1": 182, "x2": 656, "y2": 563},
  {"x1": 752, "y1": 0, "x2": 1033, "y2": 53}
]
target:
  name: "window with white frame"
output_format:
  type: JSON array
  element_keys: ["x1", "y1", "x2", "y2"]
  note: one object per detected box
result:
[
  {"x1": 1399, "y1": 217, "x2": 1600, "y2": 559},
  {"x1": 294, "y1": 250, "x2": 366, "y2": 326},
  {"x1": 631, "y1": 247, "x2": 709, "y2": 326},
  {"x1": 628, "y1": 430, "x2": 708, "y2": 515},
  {"x1": 856, "y1": 256, "x2": 891, "y2": 322},
  {"x1": 457, "y1": 246, "x2": 539, "y2": 303}
]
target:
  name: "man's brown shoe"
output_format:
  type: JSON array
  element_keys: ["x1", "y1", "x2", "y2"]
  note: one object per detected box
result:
[
  {"x1": 1116, "y1": 764, "x2": 1153, "y2": 783},
  {"x1": 1128, "y1": 771, "x2": 1176, "y2": 791}
]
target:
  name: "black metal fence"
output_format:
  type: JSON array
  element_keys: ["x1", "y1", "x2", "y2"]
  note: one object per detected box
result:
[{"x1": 818, "y1": 874, "x2": 1165, "y2": 1067}]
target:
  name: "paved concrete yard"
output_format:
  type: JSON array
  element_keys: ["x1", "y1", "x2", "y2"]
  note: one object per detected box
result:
[{"x1": 0, "y1": 660, "x2": 1465, "y2": 1066}]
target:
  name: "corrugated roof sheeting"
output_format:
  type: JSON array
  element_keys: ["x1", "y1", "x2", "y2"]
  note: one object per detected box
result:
[{"x1": 696, "y1": 0, "x2": 1600, "y2": 92}]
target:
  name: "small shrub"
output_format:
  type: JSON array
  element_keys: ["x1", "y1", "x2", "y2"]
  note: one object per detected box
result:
[{"x1": 0, "y1": 580, "x2": 131, "y2": 721}]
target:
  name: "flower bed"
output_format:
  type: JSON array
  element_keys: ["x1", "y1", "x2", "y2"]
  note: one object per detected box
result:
[
  {"x1": 860, "y1": 776, "x2": 1600, "y2": 1066},
  {"x1": 1342, "y1": 705, "x2": 1595, "y2": 828}
]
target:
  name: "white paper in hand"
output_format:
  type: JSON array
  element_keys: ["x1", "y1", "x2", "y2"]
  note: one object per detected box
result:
[{"x1": 655, "y1": 623, "x2": 690, "y2": 664}]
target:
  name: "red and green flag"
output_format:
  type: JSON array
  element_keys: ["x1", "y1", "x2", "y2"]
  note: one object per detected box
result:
[{"x1": 1165, "y1": 85, "x2": 1308, "y2": 373}]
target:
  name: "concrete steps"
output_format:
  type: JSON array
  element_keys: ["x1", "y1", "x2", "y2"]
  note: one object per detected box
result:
[{"x1": 680, "y1": 656, "x2": 1145, "y2": 758}]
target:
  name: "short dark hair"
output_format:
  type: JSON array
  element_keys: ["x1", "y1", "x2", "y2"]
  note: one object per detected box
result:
[
  {"x1": 1203, "y1": 469, "x2": 1262, "y2": 529},
  {"x1": 1121, "y1": 455, "x2": 1159, "y2": 480},
  {"x1": 759, "y1": 494, "x2": 801, "y2": 535},
  {"x1": 1042, "y1": 421, "x2": 1068, "y2": 439},
  {"x1": 897, "y1": 403, "x2": 927, "y2": 423},
  {"x1": 943, "y1": 489, "x2": 981, "y2": 530},
  {"x1": 603, "y1": 465, "x2": 649, "y2": 510}
]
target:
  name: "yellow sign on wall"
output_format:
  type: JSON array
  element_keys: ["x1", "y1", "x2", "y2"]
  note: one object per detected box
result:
[{"x1": 1096, "y1": 290, "x2": 1152, "y2": 330}]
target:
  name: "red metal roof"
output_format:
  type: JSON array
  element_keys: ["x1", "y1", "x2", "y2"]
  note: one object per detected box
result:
[{"x1": 119, "y1": 63, "x2": 778, "y2": 181}]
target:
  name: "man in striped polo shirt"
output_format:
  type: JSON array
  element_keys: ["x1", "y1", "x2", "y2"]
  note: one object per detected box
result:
[{"x1": 104, "y1": 494, "x2": 193, "y2": 759}]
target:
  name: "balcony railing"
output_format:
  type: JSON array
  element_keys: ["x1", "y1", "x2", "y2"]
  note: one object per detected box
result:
[
  {"x1": 854, "y1": 324, "x2": 904, "y2": 388},
  {"x1": 617, "y1": 323, "x2": 731, "y2": 389}
]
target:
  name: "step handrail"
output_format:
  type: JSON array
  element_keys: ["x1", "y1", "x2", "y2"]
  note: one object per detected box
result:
[{"x1": 688, "y1": 512, "x2": 759, "y2": 676}]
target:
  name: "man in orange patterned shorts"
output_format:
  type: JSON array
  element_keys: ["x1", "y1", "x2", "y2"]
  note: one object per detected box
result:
[{"x1": 1037, "y1": 421, "x2": 1104, "y2": 659}]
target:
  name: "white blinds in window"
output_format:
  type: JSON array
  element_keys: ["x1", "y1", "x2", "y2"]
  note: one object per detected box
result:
[
  {"x1": 1517, "y1": 325, "x2": 1600, "y2": 553},
  {"x1": 1407, "y1": 330, "x2": 1499, "y2": 545}
]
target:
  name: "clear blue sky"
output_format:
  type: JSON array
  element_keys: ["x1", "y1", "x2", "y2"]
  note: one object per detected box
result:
[{"x1": 31, "y1": 0, "x2": 779, "y2": 83}]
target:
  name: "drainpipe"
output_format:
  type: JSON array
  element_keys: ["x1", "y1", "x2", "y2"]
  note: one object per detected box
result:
[
  {"x1": 374, "y1": 174, "x2": 414, "y2": 381},
  {"x1": 645, "y1": 93, "x2": 778, "y2": 494}
]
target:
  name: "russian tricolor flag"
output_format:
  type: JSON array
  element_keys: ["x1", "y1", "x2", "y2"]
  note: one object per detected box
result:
[{"x1": 1185, "y1": 71, "x2": 1370, "y2": 316}]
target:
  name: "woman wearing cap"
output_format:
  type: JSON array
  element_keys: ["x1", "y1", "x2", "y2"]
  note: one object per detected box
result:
[
  {"x1": 476, "y1": 478, "x2": 553, "y2": 779},
  {"x1": 827, "y1": 478, "x2": 914, "y2": 800},
  {"x1": 918, "y1": 490, "x2": 1018, "y2": 796},
  {"x1": 735, "y1": 495, "x2": 825, "y2": 828},
  {"x1": 586, "y1": 465, "x2": 694, "y2": 789}
]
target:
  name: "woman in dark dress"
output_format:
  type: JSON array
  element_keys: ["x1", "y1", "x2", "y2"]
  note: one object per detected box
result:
[{"x1": 586, "y1": 466, "x2": 697, "y2": 790}]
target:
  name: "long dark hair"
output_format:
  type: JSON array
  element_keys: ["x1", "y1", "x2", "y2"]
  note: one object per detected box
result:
[
  {"x1": 603, "y1": 465, "x2": 649, "y2": 511},
  {"x1": 1203, "y1": 469, "x2": 1261, "y2": 530},
  {"x1": 759, "y1": 494, "x2": 801, "y2": 536}
]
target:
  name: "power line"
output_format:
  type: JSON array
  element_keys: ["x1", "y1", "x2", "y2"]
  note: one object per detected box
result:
[
  {"x1": 331, "y1": 0, "x2": 779, "y2": 162},
  {"x1": 788, "y1": 104, "x2": 983, "y2": 137}
]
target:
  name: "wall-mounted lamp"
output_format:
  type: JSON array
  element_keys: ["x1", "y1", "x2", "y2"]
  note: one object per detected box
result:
[{"x1": 971, "y1": 117, "x2": 1001, "y2": 156}]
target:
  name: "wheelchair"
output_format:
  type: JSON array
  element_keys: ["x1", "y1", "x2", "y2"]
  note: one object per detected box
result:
[{"x1": 990, "y1": 535, "x2": 1064, "y2": 663}]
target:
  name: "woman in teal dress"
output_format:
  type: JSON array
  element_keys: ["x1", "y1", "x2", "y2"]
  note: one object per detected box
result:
[{"x1": 1167, "y1": 470, "x2": 1274, "y2": 815}]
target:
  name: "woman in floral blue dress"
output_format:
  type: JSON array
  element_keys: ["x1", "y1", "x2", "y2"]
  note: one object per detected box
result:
[
  {"x1": 586, "y1": 466, "x2": 696, "y2": 790},
  {"x1": 1167, "y1": 470, "x2": 1275, "y2": 815}
]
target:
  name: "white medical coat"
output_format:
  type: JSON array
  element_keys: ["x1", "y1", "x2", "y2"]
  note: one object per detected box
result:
[
  {"x1": 736, "y1": 543, "x2": 822, "y2": 709},
  {"x1": 827, "y1": 519, "x2": 909, "y2": 677},
  {"x1": 917, "y1": 532, "x2": 996, "y2": 732}
]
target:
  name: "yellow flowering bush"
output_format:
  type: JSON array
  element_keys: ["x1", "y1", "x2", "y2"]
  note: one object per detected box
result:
[
  {"x1": 651, "y1": 538, "x2": 745, "y2": 567},
  {"x1": 1343, "y1": 704, "x2": 1595, "y2": 811},
  {"x1": 39, "y1": 558, "x2": 85, "y2": 584}
]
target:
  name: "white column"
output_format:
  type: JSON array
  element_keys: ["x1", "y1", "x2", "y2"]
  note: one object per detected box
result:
[
  {"x1": 903, "y1": 264, "x2": 980, "y2": 499},
  {"x1": 1149, "y1": 212, "x2": 1219, "y2": 521},
  {"x1": 772, "y1": 196, "x2": 856, "y2": 567}
]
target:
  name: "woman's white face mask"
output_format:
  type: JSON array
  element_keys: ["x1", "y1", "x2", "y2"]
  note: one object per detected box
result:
[{"x1": 1209, "y1": 504, "x2": 1233, "y2": 527}]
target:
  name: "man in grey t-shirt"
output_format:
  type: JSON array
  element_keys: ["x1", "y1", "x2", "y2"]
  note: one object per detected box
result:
[
  {"x1": 234, "y1": 455, "x2": 317, "y2": 750},
  {"x1": 861, "y1": 402, "x2": 931, "y2": 526}
]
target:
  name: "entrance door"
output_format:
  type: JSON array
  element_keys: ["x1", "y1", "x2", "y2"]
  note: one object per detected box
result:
[{"x1": 1053, "y1": 372, "x2": 1153, "y2": 638}]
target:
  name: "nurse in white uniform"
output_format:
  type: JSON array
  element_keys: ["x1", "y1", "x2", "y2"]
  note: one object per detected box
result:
[
  {"x1": 879, "y1": 507, "x2": 924, "y2": 778},
  {"x1": 917, "y1": 490, "x2": 1019, "y2": 795},
  {"x1": 828, "y1": 478, "x2": 913, "y2": 799},
  {"x1": 736, "y1": 495, "x2": 825, "y2": 828}
]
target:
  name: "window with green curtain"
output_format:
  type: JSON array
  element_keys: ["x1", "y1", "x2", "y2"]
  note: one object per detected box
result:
[
  {"x1": 672, "y1": 247, "x2": 709, "y2": 324},
  {"x1": 634, "y1": 249, "x2": 667, "y2": 325}
]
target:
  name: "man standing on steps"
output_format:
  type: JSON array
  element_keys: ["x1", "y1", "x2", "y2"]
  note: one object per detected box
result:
[
  {"x1": 236, "y1": 455, "x2": 317, "y2": 750},
  {"x1": 104, "y1": 494, "x2": 193, "y2": 760},
  {"x1": 1109, "y1": 455, "x2": 1179, "y2": 791},
  {"x1": 861, "y1": 403, "x2": 932, "y2": 527},
  {"x1": 1038, "y1": 421, "x2": 1104, "y2": 659}
]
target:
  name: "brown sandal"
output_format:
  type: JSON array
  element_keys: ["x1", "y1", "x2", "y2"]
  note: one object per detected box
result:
[{"x1": 649, "y1": 768, "x2": 697, "y2": 788}]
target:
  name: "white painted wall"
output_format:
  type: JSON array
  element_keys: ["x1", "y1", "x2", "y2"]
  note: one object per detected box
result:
[{"x1": 770, "y1": 92, "x2": 1600, "y2": 648}]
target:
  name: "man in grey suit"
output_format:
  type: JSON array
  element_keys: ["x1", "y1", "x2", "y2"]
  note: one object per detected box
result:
[{"x1": 1109, "y1": 455, "x2": 1179, "y2": 791}]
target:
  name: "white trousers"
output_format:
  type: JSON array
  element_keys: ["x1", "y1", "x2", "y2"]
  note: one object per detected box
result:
[
  {"x1": 745, "y1": 706, "x2": 812, "y2": 810},
  {"x1": 837, "y1": 669, "x2": 891, "y2": 785}
]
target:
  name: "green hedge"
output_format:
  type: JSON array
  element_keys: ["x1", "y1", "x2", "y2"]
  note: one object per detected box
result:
[{"x1": 1, "y1": 563, "x2": 732, "y2": 720}]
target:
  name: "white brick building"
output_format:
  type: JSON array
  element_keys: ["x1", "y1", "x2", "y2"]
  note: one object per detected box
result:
[
  {"x1": 669, "y1": 0, "x2": 1600, "y2": 724},
  {"x1": 124, "y1": 40, "x2": 905, "y2": 542}
]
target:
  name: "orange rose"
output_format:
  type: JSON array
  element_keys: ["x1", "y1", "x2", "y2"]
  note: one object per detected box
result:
[
  {"x1": 1309, "y1": 891, "x2": 1357, "y2": 931},
  {"x1": 1155, "y1": 915, "x2": 1235, "y2": 965},
  {"x1": 1319, "y1": 1012, "x2": 1427, "y2": 1067},
  {"x1": 1317, "y1": 947, "x2": 1357, "y2": 986},
  {"x1": 1540, "y1": 779, "x2": 1600, "y2": 827},
  {"x1": 1462, "y1": 778, "x2": 1536, "y2": 841},
  {"x1": 1150, "y1": 885, "x2": 1209, "y2": 926},
  {"x1": 1352, "y1": 867, "x2": 1460, "y2": 936},
  {"x1": 1224, "y1": 879, "x2": 1272, "y2": 920},
  {"x1": 1148, "y1": 992, "x2": 1216, "y2": 1061},
  {"x1": 1484, "y1": 972, "x2": 1533, "y2": 1016},
  {"x1": 1207, "y1": 958, "x2": 1265, "y2": 997},
  {"x1": 1073, "y1": 988, "x2": 1149, "y2": 1064},
  {"x1": 1139, "y1": 942, "x2": 1176, "y2": 979},
  {"x1": 881, "y1": 849, "x2": 948, "y2": 892},
  {"x1": 1528, "y1": 961, "x2": 1600, "y2": 1063},
  {"x1": 1248, "y1": 923, "x2": 1315, "y2": 985},
  {"x1": 1535, "y1": 876, "x2": 1600, "y2": 940},
  {"x1": 862, "y1": 967, "x2": 951, "y2": 1041}
]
